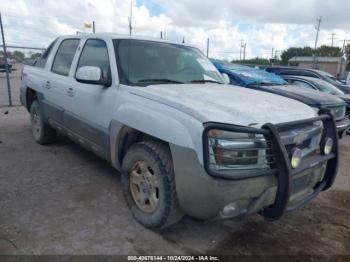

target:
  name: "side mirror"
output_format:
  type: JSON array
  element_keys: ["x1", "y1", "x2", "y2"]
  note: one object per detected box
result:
[
  {"x1": 76, "y1": 66, "x2": 111, "y2": 87},
  {"x1": 221, "y1": 73, "x2": 230, "y2": 84}
]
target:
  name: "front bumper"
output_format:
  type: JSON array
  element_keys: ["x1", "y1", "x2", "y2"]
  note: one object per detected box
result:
[
  {"x1": 170, "y1": 113, "x2": 338, "y2": 220},
  {"x1": 336, "y1": 116, "x2": 350, "y2": 134}
]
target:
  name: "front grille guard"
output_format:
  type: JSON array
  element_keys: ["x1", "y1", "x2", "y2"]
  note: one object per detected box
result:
[{"x1": 202, "y1": 111, "x2": 339, "y2": 220}]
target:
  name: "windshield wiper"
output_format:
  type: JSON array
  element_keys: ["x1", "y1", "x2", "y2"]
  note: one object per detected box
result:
[
  {"x1": 190, "y1": 80, "x2": 222, "y2": 84},
  {"x1": 137, "y1": 78, "x2": 184, "y2": 84}
]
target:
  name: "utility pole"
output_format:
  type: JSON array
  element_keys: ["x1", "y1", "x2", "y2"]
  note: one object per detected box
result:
[
  {"x1": 313, "y1": 16, "x2": 322, "y2": 69},
  {"x1": 206, "y1": 38, "x2": 210, "y2": 57},
  {"x1": 0, "y1": 12, "x2": 12, "y2": 106},
  {"x1": 128, "y1": 0, "x2": 133, "y2": 36},
  {"x1": 329, "y1": 33, "x2": 336, "y2": 47},
  {"x1": 242, "y1": 43, "x2": 246, "y2": 61},
  {"x1": 340, "y1": 39, "x2": 350, "y2": 55},
  {"x1": 239, "y1": 39, "x2": 243, "y2": 61},
  {"x1": 92, "y1": 21, "x2": 95, "y2": 33}
]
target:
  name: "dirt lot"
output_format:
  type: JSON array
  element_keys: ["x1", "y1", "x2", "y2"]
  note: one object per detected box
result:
[{"x1": 0, "y1": 105, "x2": 349, "y2": 256}]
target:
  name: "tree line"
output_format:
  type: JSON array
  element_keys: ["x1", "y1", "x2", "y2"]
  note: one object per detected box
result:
[
  {"x1": 0, "y1": 50, "x2": 41, "y2": 62},
  {"x1": 231, "y1": 44, "x2": 350, "y2": 70}
]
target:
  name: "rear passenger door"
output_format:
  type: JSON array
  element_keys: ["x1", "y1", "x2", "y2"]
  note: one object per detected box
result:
[{"x1": 43, "y1": 38, "x2": 80, "y2": 126}]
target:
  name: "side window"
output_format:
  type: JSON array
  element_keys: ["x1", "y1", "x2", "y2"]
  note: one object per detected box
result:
[
  {"x1": 280, "y1": 70, "x2": 298, "y2": 76},
  {"x1": 35, "y1": 38, "x2": 57, "y2": 68},
  {"x1": 51, "y1": 39, "x2": 80, "y2": 76},
  {"x1": 298, "y1": 71, "x2": 316, "y2": 77},
  {"x1": 76, "y1": 39, "x2": 110, "y2": 80},
  {"x1": 292, "y1": 80, "x2": 314, "y2": 89}
]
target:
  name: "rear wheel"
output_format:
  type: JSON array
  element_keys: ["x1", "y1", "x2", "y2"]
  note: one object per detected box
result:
[
  {"x1": 121, "y1": 141, "x2": 183, "y2": 229},
  {"x1": 30, "y1": 100, "x2": 56, "y2": 144}
]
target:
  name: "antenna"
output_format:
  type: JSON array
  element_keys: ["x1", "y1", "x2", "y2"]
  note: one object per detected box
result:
[{"x1": 128, "y1": 0, "x2": 133, "y2": 36}]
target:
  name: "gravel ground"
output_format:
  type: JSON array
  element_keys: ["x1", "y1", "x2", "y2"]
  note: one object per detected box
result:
[{"x1": 0, "y1": 106, "x2": 350, "y2": 256}]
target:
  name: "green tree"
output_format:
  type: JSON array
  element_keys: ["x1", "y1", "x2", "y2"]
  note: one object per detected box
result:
[
  {"x1": 11, "y1": 50, "x2": 25, "y2": 62},
  {"x1": 280, "y1": 47, "x2": 314, "y2": 65},
  {"x1": 0, "y1": 50, "x2": 12, "y2": 58},
  {"x1": 231, "y1": 57, "x2": 270, "y2": 66},
  {"x1": 280, "y1": 45, "x2": 342, "y2": 65},
  {"x1": 317, "y1": 45, "x2": 341, "y2": 56},
  {"x1": 30, "y1": 52, "x2": 42, "y2": 59}
]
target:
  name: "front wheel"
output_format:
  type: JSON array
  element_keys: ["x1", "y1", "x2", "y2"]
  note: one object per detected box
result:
[{"x1": 121, "y1": 141, "x2": 183, "y2": 229}]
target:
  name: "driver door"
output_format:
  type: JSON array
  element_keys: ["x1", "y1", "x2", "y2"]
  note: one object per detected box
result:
[{"x1": 66, "y1": 38, "x2": 117, "y2": 159}]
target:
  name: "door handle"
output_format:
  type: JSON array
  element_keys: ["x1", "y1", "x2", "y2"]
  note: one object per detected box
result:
[
  {"x1": 45, "y1": 81, "x2": 51, "y2": 89},
  {"x1": 67, "y1": 87, "x2": 74, "y2": 96}
]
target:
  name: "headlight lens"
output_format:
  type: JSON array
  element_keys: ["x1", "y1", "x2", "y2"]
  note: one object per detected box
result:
[
  {"x1": 207, "y1": 129, "x2": 270, "y2": 170},
  {"x1": 311, "y1": 107, "x2": 320, "y2": 114}
]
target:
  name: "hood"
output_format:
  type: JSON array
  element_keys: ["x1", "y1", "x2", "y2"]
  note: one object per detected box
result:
[
  {"x1": 129, "y1": 84, "x2": 317, "y2": 127},
  {"x1": 336, "y1": 84, "x2": 350, "y2": 94},
  {"x1": 337, "y1": 93, "x2": 350, "y2": 106},
  {"x1": 258, "y1": 85, "x2": 345, "y2": 107}
]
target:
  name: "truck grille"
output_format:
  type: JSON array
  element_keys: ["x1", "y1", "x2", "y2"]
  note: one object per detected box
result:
[
  {"x1": 278, "y1": 121, "x2": 323, "y2": 159},
  {"x1": 325, "y1": 105, "x2": 346, "y2": 121}
]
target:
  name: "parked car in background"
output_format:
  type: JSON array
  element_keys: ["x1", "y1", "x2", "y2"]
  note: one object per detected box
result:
[
  {"x1": 282, "y1": 76, "x2": 350, "y2": 114},
  {"x1": 0, "y1": 56, "x2": 13, "y2": 73},
  {"x1": 20, "y1": 34, "x2": 339, "y2": 228},
  {"x1": 346, "y1": 72, "x2": 350, "y2": 85},
  {"x1": 212, "y1": 59, "x2": 350, "y2": 138},
  {"x1": 265, "y1": 66, "x2": 350, "y2": 94}
]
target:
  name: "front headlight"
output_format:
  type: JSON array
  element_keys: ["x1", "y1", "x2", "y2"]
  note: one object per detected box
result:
[
  {"x1": 311, "y1": 107, "x2": 320, "y2": 114},
  {"x1": 207, "y1": 129, "x2": 270, "y2": 171}
]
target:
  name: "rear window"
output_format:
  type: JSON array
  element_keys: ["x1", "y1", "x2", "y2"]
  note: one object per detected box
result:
[
  {"x1": 51, "y1": 39, "x2": 80, "y2": 76},
  {"x1": 35, "y1": 39, "x2": 57, "y2": 68}
]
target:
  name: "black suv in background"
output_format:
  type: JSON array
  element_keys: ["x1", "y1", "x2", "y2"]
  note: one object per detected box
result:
[
  {"x1": 212, "y1": 60, "x2": 350, "y2": 138},
  {"x1": 266, "y1": 66, "x2": 350, "y2": 94}
]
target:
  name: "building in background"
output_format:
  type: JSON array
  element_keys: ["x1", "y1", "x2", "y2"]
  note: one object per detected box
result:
[{"x1": 288, "y1": 56, "x2": 348, "y2": 78}]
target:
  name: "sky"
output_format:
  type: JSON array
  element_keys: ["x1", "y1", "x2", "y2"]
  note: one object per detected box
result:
[{"x1": 1, "y1": 0, "x2": 350, "y2": 60}]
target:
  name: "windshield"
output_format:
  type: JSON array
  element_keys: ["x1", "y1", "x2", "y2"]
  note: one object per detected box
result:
[
  {"x1": 313, "y1": 78, "x2": 344, "y2": 95},
  {"x1": 319, "y1": 71, "x2": 345, "y2": 86},
  {"x1": 114, "y1": 39, "x2": 224, "y2": 86}
]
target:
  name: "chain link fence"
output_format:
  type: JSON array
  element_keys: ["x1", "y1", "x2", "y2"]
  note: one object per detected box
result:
[
  {"x1": 0, "y1": 63, "x2": 20, "y2": 107},
  {"x1": 1, "y1": 47, "x2": 44, "y2": 107}
]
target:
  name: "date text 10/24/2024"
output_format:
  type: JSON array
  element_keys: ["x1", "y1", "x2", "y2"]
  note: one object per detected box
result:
[{"x1": 127, "y1": 256, "x2": 220, "y2": 261}]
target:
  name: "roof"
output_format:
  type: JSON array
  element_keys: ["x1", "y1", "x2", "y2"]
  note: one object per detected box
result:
[
  {"x1": 288, "y1": 56, "x2": 345, "y2": 63},
  {"x1": 59, "y1": 33, "x2": 190, "y2": 47}
]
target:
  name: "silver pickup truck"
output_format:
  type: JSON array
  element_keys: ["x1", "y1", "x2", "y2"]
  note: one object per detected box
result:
[{"x1": 20, "y1": 34, "x2": 339, "y2": 229}]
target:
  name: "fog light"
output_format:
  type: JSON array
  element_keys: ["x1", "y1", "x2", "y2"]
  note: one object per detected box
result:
[
  {"x1": 220, "y1": 202, "x2": 238, "y2": 218},
  {"x1": 291, "y1": 148, "x2": 302, "y2": 169},
  {"x1": 324, "y1": 138, "x2": 333, "y2": 155}
]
